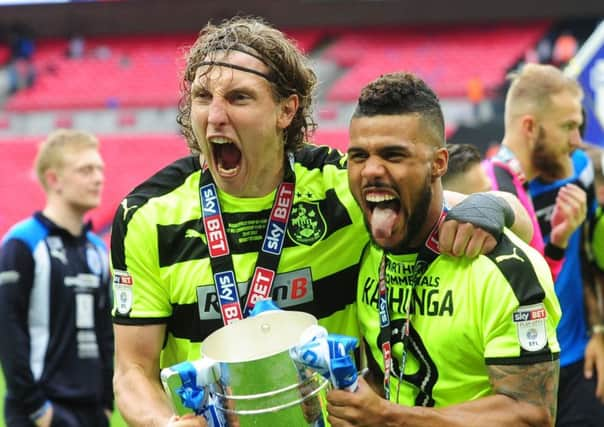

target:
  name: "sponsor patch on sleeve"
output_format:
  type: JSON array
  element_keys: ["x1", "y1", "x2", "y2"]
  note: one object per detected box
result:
[
  {"x1": 113, "y1": 270, "x2": 133, "y2": 315},
  {"x1": 513, "y1": 303, "x2": 547, "y2": 352}
]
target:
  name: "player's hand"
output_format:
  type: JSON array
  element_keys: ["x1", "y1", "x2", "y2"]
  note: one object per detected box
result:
[
  {"x1": 440, "y1": 192, "x2": 513, "y2": 257},
  {"x1": 438, "y1": 220, "x2": 497, "y2": 258},
  {"x1": 550, "y1": 184, "x2": 587, "y2": 249},
  {"x1": 166, "y1": 413, "x2": 208, "y2": 426},
  {"x1": 584, "y1": 332, "x2": 604, "y2": 403},
  {"x1": 327, "y1": 377, "x2": 389, "y2": 426}
]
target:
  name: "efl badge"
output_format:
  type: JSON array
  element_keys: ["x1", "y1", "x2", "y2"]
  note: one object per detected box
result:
[
  {"x1": 513, "y1": 303, "x2": 547, "y2": 352},
  {"x1": 287, "y1": 202, "x2": 326, "y2": 246},
  {"x1": 113, "y1": 270, "x2": 134, "y2": 315}
]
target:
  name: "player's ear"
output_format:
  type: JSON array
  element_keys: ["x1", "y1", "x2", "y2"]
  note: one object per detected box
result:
[
  {"x1": 277, "y1": 94, "x2": 299, "y2": 130},
  {"x1": 432, "y1": 147, "x2": 448, "y2": 179},
  {"x1": 44, "y1": 168, "x2": 60, "y2": 193},
  {"x1": 520, "y1": 114, "x2": 538, "y2": 144}
]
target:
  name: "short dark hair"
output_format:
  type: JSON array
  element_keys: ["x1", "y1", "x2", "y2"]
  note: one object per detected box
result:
[
  {"x1": 443, "y1": 143, "x2": 483, "y2": 186},
  {"x1": 353, "y1": 72, "x2": 445, "y2": 147}
]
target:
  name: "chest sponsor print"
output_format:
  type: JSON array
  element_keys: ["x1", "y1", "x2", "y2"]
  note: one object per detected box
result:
[{"x1": 197, "y1": 268, "x2": 313, "y2": 320}]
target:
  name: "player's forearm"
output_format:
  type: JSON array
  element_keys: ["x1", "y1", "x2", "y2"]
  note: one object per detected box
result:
[
  {"x1": 114, "y1": 364, "x2": 174, "y2": 427},
  {"x1": 491, "y1": 191, "x2": 533, "y2": 244},
  {"x1": 443, "y1": 190, "x2": 533, "y2": 244},
  {"x1": 383, "y1": 395, "x2": 552, "y2": 427}
]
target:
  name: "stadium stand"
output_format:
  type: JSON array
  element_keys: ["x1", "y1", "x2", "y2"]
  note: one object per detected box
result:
[
  {"x1": 0, "y1": 133, "x2": 189, "y2": 240},
  {"x1": 3, "y1": 30, "x2": 325, "y2": 112},
  {"x1": 323, "y1": 21, "x2": 551, "y2": 101},
  {"x1": 4, "y1": 35, "x2": 189, "y2": 111}
]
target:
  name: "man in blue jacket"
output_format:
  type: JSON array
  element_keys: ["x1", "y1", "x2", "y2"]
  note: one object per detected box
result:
[{"x1": 0, "y1": 129, "x2": 114, "y2": 427}]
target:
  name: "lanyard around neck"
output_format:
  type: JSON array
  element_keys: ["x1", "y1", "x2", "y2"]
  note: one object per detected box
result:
[
  {"x1": 378, "y1": 207, "x2": 446, "y2": 401},
  {"x1": 199, "y1": 157, "x2": 296, "y2": 325}
]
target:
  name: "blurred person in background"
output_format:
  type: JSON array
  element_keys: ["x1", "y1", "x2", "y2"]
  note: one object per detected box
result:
[
  {"x1": 327, "y1": 71, "x2": 560, "y2": 426},
  {"x1": 584, "y1": 142, "x2": 604, "y2": 270},
  {"x1": 484, "y1": 64, "x2": 587, "y2": 286},
  {"x1": 582, "y1": 144, "x2": 604, "y2": 372},
  {"x1": 529, "y1": 142, "x2": 603, "y2": 427},
  {"x1": 441, "y1": 143, "x2": 492, "y2": 194},
  {"x1": 0, "y1": 129, "x2": 114, "y2": 427},
  {"x1": 109, "y1": 16, "x2": 534, "y2": 427},
  {"x1": 492, "y1": 63, "x2": 602, "y2": 427},
  {"x1": 581, "y1": 142, "x2": 604, "y2": 392}
]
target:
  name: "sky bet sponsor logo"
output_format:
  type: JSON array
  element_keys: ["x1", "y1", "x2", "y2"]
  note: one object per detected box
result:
[
  {"x1": 201, "y1": 184, "x2": 229, "y2": 257},
  {"x1": 379, "y1": 297, "x2": 389, "y2": 327},
  {"x1": 513, "y1": 306, "x2": 546, "y2": 322},
  {"x1": 262, "y1": 183, "x2": 294, "y2": 255},
  {"x1": 214, "y1": 271, "x2": 243, "y2": 324},
  {"x1": 197, "y1": 268, "x2": 312, "y2": 320},
  {"x1": 245, "y1": 267, "x2": 276, "y2": 310}
]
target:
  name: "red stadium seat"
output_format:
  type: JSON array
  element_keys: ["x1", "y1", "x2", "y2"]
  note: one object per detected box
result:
[
  {"x1": 4, "y1": 30, "x2": 324, "y2": 112},
  {"x1": 324, "y1": 22, "x2": 550, "y2": 100}
]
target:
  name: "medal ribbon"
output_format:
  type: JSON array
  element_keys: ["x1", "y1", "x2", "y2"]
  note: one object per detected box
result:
[
  {"x1": 199, "y1": 157, "x2": 295, "y2": 325},
  {"x1": 379, "y1": 207, "x2": 447, "y2": 401}
]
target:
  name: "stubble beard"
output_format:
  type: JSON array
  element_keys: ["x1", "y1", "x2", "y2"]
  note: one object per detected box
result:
[{"x1": 532, "y1": 126, "x2": 569, "y2": 181}]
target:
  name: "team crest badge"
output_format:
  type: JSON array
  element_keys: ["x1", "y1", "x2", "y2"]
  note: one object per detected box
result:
[{"x1": 287, "y1": 202, "x2": 326, "y2": 245}]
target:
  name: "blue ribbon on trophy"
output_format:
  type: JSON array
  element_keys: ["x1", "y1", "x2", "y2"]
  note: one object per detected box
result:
[
  {"x1": 161, "y1": 358, "x2": 226, "y2": 427},
  {"x1": 161, "y1": 299, "x2": 360, "y2": 426},
  {"x1": 289, "y1": 324, "x2": 359, "y2": 392}
]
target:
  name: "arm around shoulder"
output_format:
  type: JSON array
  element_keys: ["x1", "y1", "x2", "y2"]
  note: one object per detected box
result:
[{"x1": 443, "y1": 190, "x2": 533, "y2": 243}]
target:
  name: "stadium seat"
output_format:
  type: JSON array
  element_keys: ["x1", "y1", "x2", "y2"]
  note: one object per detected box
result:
[
  {"x1": 324, "y1": 22, "x2": 550, "y2": 100},
  {"x1": 4, "y1": 30, "x2": 325, "y2": 112}
]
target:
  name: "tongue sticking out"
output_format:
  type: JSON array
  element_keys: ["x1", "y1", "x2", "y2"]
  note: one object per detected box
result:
[
  {"x1": 371, "y1": 206, "x2": 398, "y2": 240},
  {"x1": 217, "y1": 144, "x2": 242, "y2": 170}
]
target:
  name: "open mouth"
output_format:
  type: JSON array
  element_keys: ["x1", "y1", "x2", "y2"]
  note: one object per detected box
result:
[
  {"x1": 365, "y1": 193, "x2": 400, "y2": 240},
  {"x1": 366, "y1": 191, "x2": 400, "y2": 213},
  {"x1": 367, "y1": 198, "x2": 400, "y2": 213},
  {"x1": 211, "y1": 139, "x2": 242, "y2": 177}
]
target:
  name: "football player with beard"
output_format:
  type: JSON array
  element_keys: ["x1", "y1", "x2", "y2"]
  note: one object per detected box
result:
[
  {"x1": 490, "y1": 64, "x2": 603, "y2": 427},
  {"x1": 327, "y1": 71, "x2": 561, "y2": 427}
]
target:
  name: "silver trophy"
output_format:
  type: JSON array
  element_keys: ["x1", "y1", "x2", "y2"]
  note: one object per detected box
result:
[{"x1": 163, "y1": 310, "x2": 331, "y2": 426}]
